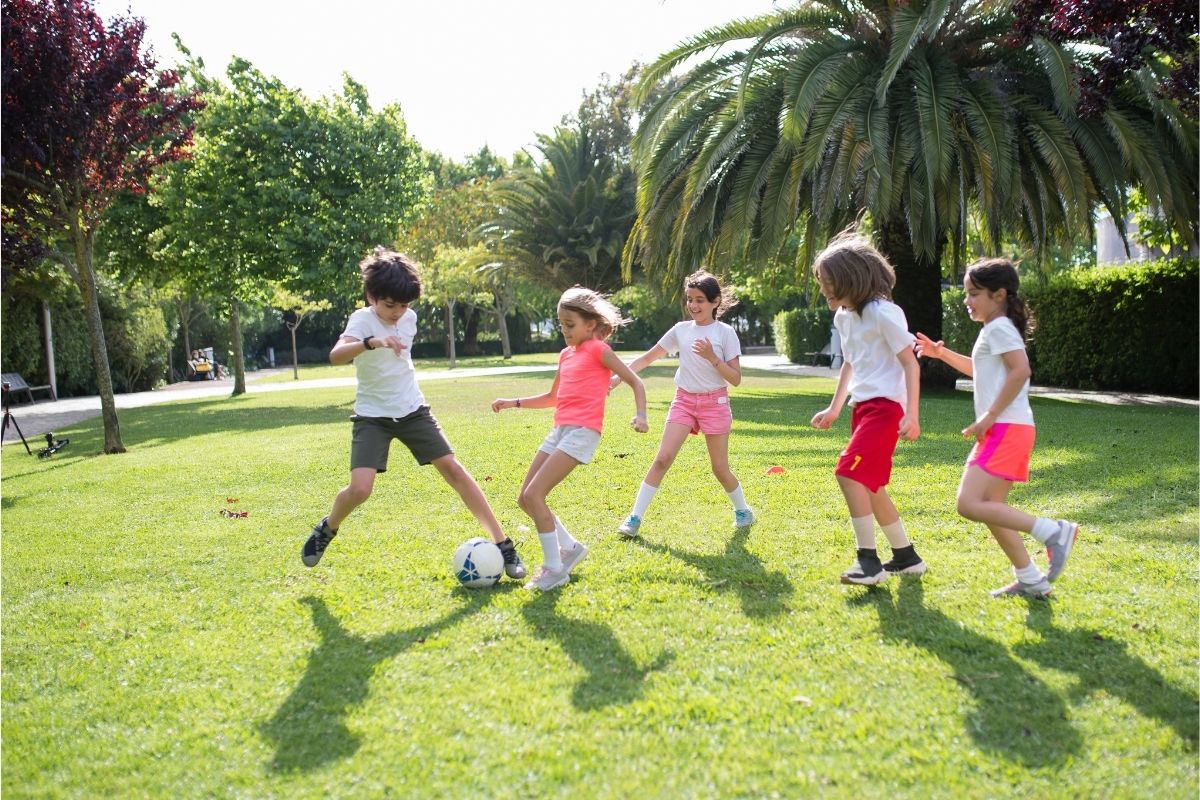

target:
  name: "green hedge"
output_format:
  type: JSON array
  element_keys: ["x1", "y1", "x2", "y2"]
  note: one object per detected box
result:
[
  {"x1": 772, "y1": 307, "x2": 833, "y2": 362},
  {"x1": 940, "y1": 258, "x2": 1197, "y2": 396}
]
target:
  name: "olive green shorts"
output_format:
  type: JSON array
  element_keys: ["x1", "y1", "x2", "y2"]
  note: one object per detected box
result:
[{"x1": 349, "y1": 406, "x2": 453, "y2": 472}]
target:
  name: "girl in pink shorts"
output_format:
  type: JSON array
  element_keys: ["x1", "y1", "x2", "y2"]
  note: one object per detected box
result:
[
  {"x1": 917, "y1": 259, "x2": 1080, "y2": 599},
  {"x1": 611, "y1": 270, "x2": 755, "y2": 537}
]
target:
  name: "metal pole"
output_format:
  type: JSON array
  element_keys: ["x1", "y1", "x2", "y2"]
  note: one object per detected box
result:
[{"x1": 42, "y1": 300, "x2": 57, "y2": 400}]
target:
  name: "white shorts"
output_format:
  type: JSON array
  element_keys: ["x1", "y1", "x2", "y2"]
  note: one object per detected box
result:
[{"x1": 538, "y1": 425, "x2": 602, "y2": 464}]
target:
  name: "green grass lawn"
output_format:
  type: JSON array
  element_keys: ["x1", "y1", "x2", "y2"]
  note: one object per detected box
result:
[
  {"x1": 2, "y1": 369, "x2": 1196, "y2": 798},
  {"x1": 253, "y1": 352, "x2": 565, "y2": 383}
]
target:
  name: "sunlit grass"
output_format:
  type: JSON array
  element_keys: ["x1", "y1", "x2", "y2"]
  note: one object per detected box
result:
[{"x1": 2, "y1": 371, "x2": 1196, "y2": 798}]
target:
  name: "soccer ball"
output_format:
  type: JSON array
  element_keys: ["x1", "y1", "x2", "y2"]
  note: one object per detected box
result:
[{"x1": 451, "y1": 537, "x2": 504, "y2": 588}]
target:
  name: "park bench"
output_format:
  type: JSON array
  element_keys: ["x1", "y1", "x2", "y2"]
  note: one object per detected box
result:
[{"x1": 1, "y1": 372, "x2": 56, "y2": 404}]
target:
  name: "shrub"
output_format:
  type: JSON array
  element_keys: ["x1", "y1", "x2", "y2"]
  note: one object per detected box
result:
[{"x1": 772, "y1": 307, "x2": 833, "y2": 363}]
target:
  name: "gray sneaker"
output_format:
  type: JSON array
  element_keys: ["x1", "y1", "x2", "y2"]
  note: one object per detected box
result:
[
  {"x1": 1045, "y1": 521, "x2": 1078, "y2": 582},
  {"x1": 559, "y1": 542, "x2": 589, "y2": 575},
  {"x1": 497, "y1": 538, "x2": 527, "y2": 580},
  {"x1": 524, "y1": 566, "x2": 569, "y2": 592},
  {"x1": 617, "y1": 514, "x2": 642, "y2": 538},
  {"x1": 734, "y1": 508, "x2": 756, "y2": 529},
  {"x1": 990, "y1": 577, "x2": 1053, "y2": 598}
]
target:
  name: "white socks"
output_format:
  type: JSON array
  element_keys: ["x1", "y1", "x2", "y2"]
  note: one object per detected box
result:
[
  {"x1": 631, "y1": 482, "x2": 659, "y2": 518},
  {"x1": 726, "y1": 483, "x2": 750, "y2": 512},
  {"x1": 538, "y1": 532, "x2": 562, "y2": 569},
  {"x1": 1030, "y1": 517, "x2": 1059, "y2": 544},
  {"x1": 1014, "y1": 561, "x2": 1045, "y2": 584},
  {"x1": 851, "y1": 515, "x2": 876, "y2": 549},
  {"x1": 554, "y1": 516, "x2": 579, "y2": 551},
  {"x1": 880, "y1": 519, "x2": 911, "y2": 548}
]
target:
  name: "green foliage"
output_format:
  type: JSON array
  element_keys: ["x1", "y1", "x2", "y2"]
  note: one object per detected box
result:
[
  {"x1": 1023, "y1": 258, "x2": 1198, "y2": 395},
  {"x1": 610, "y1": 284, "x2": 679, "y2": 348},
  {"x1": 939, "y1": 288, "x2": 977, "y2": 356},
  {"x1": 772, "y1": 306, "x2": 832, "y2": 362},
  {"x1": 1, "y1": 373, "x2": 1196, "y2": 796}
]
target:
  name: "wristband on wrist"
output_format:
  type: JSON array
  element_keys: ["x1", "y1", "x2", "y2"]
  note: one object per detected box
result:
[
  {"x1": 362, "y1": 335, "x2": 375, "y2": 350},
  {"x1": 635, "y1": 412, "x2": 647, "y2": 419},
  {"x1": 515, "y1": 398, "x2": 521, "y2": 408}
]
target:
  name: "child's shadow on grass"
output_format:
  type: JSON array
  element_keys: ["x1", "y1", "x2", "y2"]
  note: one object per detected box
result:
[
  {"x1": 632, "y1": 525, "x2": 793, "y2": 619},
  {"x1": 521, "y1": 588, "x2": 673, "y2": 711},
  {"x1": 260, "y1": 589, "x2": 503, "y2": 773},
  {"x1": 854, "y1": 580, "x2": 1081, "y2": 767},
  {"x1": 1019, "y1": 602, "x2": 1198, "y2": 749}
]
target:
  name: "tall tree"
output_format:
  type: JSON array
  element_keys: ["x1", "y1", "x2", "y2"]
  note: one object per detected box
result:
[
  {"x1": 627, "y1": 0, "x2": 1197, "y2": 349},
  {"x1": 1, "y1": 0, "x2": 202, "y2": 453},
  {"x1": 478, "y1": 125, "x2": 635, "y2": 293}
]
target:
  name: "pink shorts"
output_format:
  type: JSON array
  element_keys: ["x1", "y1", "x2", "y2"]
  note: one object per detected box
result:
[
  {"x1": 835, "y1": 398, "x2": 903, "y2": 492},
  {"x1": 666, "y1": 387, "x2": 732, "y2": 435},
  {"x1": 967, "y1": 422, "x2": 1035, "y2": 482}
]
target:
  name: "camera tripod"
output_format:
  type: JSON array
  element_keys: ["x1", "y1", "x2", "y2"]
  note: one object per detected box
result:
[{"x1": 1, "y1": 382, "x2": 32, "y2": 455}]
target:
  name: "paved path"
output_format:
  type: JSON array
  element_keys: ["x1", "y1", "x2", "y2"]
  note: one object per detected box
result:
[{"x1": 3, "y1": 352, "x2": 1194, "y2": 447}]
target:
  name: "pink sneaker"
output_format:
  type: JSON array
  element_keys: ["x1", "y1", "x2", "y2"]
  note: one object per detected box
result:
[{"x1": 524, "y1": 566, "x2": 569, "y2": 591}]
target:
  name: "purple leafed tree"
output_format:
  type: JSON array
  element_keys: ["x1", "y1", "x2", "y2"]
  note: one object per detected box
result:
[
  {"x1": 1012, "y1": 0, "x2": 1198, "y2": 115},
  {"x1": 2, "y1": 0, "x2": 203, "y2": 453}
]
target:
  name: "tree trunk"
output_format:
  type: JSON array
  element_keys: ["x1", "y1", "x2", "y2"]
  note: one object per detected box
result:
[
  {"x1": 42, "y1": 300, "x2": 57, "y2": 400},
  {"x1": 494, "y1": 295, "x2": 512, "y2": 359},
  {"x1": 446, "y1": 300, "x2": 457, "y2": 368},
  {"x1": 75, "y1": 228, "x2": 125, "y2": 453},
  {"x1": 230, "y1": 299, "x2": 246, "y2": 396},
  {"x1": 290, "y1": 323, "x2": 300, "y2": 380},
  {"x1": 876, "y1": 220, "x2": 954, "y2": 387},
  {"x1": 175, "y1": 297, "x2": 192, "y2": 380},
  {"x1": 463, "y1": 306, "x2": 481, "y2": 355}
]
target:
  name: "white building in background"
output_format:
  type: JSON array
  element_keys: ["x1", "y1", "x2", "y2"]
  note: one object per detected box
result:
[{"x1": 1095, "y1": 211, "x2": 1198, "y2": 264}]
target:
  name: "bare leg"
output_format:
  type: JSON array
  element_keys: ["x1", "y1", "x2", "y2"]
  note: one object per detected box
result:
[
  {"x1": 328, "y1": 467, "x2": 377, "y2": 530},
  {"x1": 643, "y1": 423, "x2": 691, "y2": 487},
  {"x1": 836, "y1": 474, "x2": 873, "y2": 519},
  {"x1": 703, "y1": 432, "x2": 739, "y2": 492},
  {"x1": 517, "y1": 449, "x2": 581, "y2": 534},
  {"x1": 957, "y1": 466, "x2": 1031, "y2": 569},
  {"x1": 431, "y1": 453, "x2": 505, "y2": 542}
]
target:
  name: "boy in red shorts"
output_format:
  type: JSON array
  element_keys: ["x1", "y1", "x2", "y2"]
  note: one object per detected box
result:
[{"x1": 809, "y1": 235, "x2": 927, "y2": 584}]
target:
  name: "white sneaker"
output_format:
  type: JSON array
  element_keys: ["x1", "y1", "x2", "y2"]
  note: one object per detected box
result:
[
  {"x1": 559, "y1": 543, "x2": 589, "y2": 575},
  {"x1": 734, "y1": 508, "x2": 756, "y2": 529},
  {"x1": 524, "y1": 566, "x2": 569, "y2": 591},
  {"x1": 617, "y1": 514, "x2": 641, "y2": 538},
  {"x1": 989, "y1": 577, "x2": 1052, "y2": 598}
]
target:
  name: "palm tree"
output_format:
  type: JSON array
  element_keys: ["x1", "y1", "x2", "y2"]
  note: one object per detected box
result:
[
  {"x1": 478, "y1": 125, "x2": 636, "y2": 293},
  {"x1": 626, "y1": 0, "x2": 1197, "y2": 340}
]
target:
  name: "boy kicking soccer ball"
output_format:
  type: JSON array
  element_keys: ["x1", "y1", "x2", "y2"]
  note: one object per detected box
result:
[{"x1": 302, "y1": 247, "x2": 525, "y2": 580}]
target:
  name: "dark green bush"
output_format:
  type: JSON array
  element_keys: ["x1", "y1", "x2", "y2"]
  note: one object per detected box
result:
[
  {"x1": 940, "y1": 258, "x2": 1198, "y2": 396},
  {"x1": 773, "y1": 307, "x2": 833, "y2": 362}
]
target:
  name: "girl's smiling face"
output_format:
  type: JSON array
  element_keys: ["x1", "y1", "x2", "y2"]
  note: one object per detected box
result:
[
  {"x1": 685, "y1": 287, "x2": 718, "y2": 323},
  {"x1": 370, "y1": 296, "x2": 410, "y2": 326},
  {"x1": 963, "y1": 277, "x2": 1005, "y2": 323},
  {"x1": 558, "y1": 308, "x2": 597, "y2": 347}
]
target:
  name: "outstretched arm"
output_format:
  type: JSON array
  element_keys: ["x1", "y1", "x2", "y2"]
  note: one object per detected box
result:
[
  {"x1": 915, "y1": 332, "x2": 972, "y2": 377},
  {"x1": 603, "y1": 348, "x2": 650, "y2": 433},
  {"x1": 492, "y1": 372, "x2": 560, "y2": 412},
  {"x1": 609, "y1": 345, "x2": 667, "y2": 390}
]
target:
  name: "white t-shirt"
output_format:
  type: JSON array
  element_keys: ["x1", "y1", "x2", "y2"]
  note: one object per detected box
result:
[
  {"x1": 971, "y1": 316, "x2": 1034, "y2": 426},
  {"x1": 341, "y1": 306, "x2": 426, "y2": 418},
  {"x1": 656, "y1": 319, "x2": 742, "y2": 393},
  {"x1": 834, "y1": 299, "x2": 915, "y2": 410}
]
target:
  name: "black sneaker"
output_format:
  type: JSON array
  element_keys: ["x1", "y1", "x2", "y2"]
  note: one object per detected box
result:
[
  {"x1": 497, "y1": 537, "x2": 527, "y2": 580},
  {"x1": 302, "y1": 517, "x2": 337, "y2": 567},
  {"x1": 882, "y1": 545, "x2": 928, "y2": 576},
  {"x1": 841, "y1": 548, "x2": 888, "y2": 585}
]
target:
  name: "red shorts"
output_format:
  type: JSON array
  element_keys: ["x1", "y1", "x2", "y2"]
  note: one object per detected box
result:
[
  {"x1": 967, "y1": 422, "x2": 1035, "y2": 482},
  {"x1": 666, "y1": 387, "x2": 733, "y2": 435},
  {"x1": 835, "y1": 398, "x2": 903, "y2": 492}
]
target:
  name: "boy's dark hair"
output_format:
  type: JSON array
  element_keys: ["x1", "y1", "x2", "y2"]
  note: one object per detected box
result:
[
  {"x1": 360, "y1": 246, "x2": 421, "y2": 304},
  {"x1": 811, "y1": 234, "x2": 895, "y2": 314},
  {"x1": 684, "y1": 269, "x2": 738, "y2": 320},
  {"x1": 965, "y1": 258, "x2": 1032, "y2": 338}
]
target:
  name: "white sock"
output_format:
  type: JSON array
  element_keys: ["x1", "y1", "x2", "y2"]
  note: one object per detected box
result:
[
  {"x1": 631, "y1": 482, "x2": 659, "y2": 518},
  {"x1": 554, "y1": 516, "x2": 579, "y2": 551},
  {"x1": 880, "y1": 519, "x2": 910, "y2": 548},
  {"x1": 1014, "y1": 562, "x2": 1044, "y2": 584},
  {"x1": 851, "y1": 515, "x2": 876, "y2": 549},
  {"x1": 538, "y1": 532, "x2": 562, "y2": 569},
  {"x1": 726, "y1": 483, "x2": 750, "y2": 512},
  {"x1": 1030, "y1": 517, "x2": 1059, "y2": 544}
]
